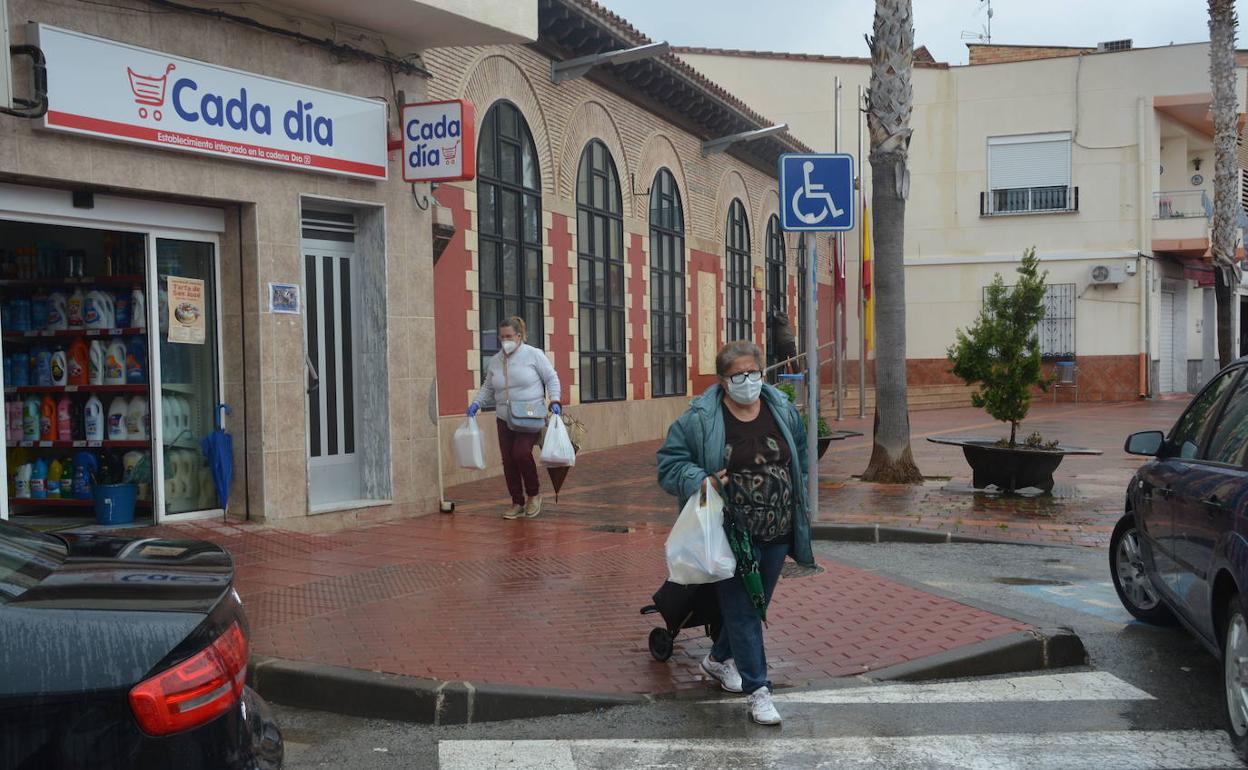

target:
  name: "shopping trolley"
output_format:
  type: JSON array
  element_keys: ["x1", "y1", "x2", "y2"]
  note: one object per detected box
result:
[
  {"x1": 442, "y1": 139, "x2": 461, "y2": 166},
  {"x1": 127, "y1": 63, "x2": 176, "y2": 121}
]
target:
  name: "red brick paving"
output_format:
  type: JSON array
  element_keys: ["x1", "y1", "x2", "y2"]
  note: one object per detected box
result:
[{"x1": 116, "y1": 398, "x2": 1186, "y2": 695}]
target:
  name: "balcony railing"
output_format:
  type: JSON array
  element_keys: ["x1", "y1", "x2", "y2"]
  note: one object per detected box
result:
[
  {"x1": 1154, "y1": 190, "x2": 1212, "y2": 220},
  {"x1": 980, "y1": 186, "x2": 1078, "y2": 216}
]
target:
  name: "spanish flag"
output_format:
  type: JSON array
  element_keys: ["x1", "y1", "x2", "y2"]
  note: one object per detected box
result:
[{"x1": 862, "y1": 196, "x2": 874, "y2": 353}]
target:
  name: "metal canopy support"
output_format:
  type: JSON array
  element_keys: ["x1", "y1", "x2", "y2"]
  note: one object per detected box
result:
[
  {"x1": 550, "y1": 41, "x2": 671, "y2": 84},
  {"x1": 701, "y1": 123, "x2": 788, "y2": 156}
]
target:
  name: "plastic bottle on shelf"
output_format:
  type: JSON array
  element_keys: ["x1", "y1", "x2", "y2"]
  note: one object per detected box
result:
[
  {"x1": 47, "y1": 458, "x2": 63, "y2": 499},
  {"x1": 122, "y1": 451, "x2": 143, "y2": 482},
  {"x1": 9, "y1": 351, "x2": 28, "y2": 388},
  {"x1": 39, "y1": 394, "x2": 56, "y2": 442},
  {"x1": 84, "y1": 291, "x2": 115, "y2": 330},
  {"x1": 60, "y1": 458, "x2": 74, "y2": 498},
  {"x1": 126, "y1": 395, "x2": 149, "y2": 440},
  {"x1": 114, "y1": 291, "x2": 131, "y2": 328},
  {"x1": 7, "y1": 399, "x2": 20, "y2": 443},
  {"x1": 11, "y1": 297, "x2": 29, "y2": 332},
  {"x1": 14, "y1": 463, "x2": 31, "y2": 499},
  {"x1": 69, "y1": 397, "x2": 85, "y2": 441},
  {"x1": 89, "y1": 340, "x2": 106, "y2": 386},
  {"x1": 33, "y1": 347, "x2": 51, "y2": 387},
  {"x1": 47, "y1": 292, "x2": 68, "y2": 330},
  {"x1": 103, "y1": 339, "x2": 126, "y2": 385},
  {"x1": 56, "y1": 395, "x2": 72, "y2": 442},
  {"x1": 107, "y1": 397, "x2": 129, "y2": 441},
  {"x1": 132, "y1": 288, "x2": 147, "y2": 329},
  {"x1": 67, "y1": 337, "x2": 88, "y2": 386},
  {"x1": 72, "y1": 452, "x2": 97, "y2": 499},
  {"x1": 22, "y1": 396, "x2": 39, "y2": 442},
  {"x1": 30, "y1": 458, "x2": 47, "y2": 499},
  {"x1": 30, "y1": 296, "x2": 48, "y2": 332},
  {"x1": 50, "y1": 347, "x2": 67, "y2": 387},
  {"x1": 84, "y1": 394, "x2": 104, "y2": 441},
  {"x1": 125, "y1": 337, "x2": 146, "y2": 384},
  {"x1": 67, "y1": 288, "x2": 84, "y2": 328}
]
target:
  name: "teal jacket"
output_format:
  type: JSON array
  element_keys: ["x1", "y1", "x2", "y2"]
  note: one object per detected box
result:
[{"x1": 656, "y1": 382, "x2": 815, "y2": 568}]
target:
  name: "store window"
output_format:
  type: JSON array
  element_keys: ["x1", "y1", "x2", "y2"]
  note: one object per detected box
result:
[
  {"x1": 649, "y1": 168, "x2": 686, "y2": 398},
  {"x1": 764, "y1": 215, "x2": 787, "y2": 374},
  {"x1": 576, "y1": 140, "x2": 625, "y2": 403},
  {"x1": 477, "y1": 101, "x2": 543, "y2": 367},
  {"x1": 725, "y1": 199, "x2": 752, "y2": 342}
]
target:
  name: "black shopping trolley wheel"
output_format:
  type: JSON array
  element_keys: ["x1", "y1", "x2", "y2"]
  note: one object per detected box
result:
[{"x1": 648, "y1": 627, "x2": 674, "y2": 662}]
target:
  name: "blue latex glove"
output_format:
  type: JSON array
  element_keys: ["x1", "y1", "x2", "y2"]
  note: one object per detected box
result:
[
  {"x1": 550, "y1": 402, "x2": 561, "y2": 415},
  {"x1": 467, "y1": 403, "x2": 480, "y2": 417}
]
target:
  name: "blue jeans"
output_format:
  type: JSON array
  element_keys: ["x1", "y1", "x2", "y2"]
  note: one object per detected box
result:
[{"x1": 710, "y1": 541, "x2": 790, "y2": 694}]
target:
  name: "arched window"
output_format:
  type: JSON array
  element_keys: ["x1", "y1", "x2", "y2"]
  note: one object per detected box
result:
[
  {"x1": 576, "y1": 140, "x2": 625, "y2": 402},
  {"x1": 477, "y1": 101, "x2": 542, "y2": 366},
  {"x1": 725, "y1": 199, "x2": 752, "y2": 341},
  {"x1": 649, "y1": 168, "x2": 686, "y2": 397},
  {"x1": 764, "y1": 214, "x2": 787, "y2": 373}
]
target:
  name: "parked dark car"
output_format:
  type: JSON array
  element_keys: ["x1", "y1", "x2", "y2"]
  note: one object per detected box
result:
[
  {"x1": 1113, "y1": 360, "x2": 1248, "y2": 761},
  {"x1": 0, "y1": 520, "x2": 283, "y2": 769}
]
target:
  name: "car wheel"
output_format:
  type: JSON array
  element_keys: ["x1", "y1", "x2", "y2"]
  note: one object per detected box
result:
[
  {"x1": 1109, "y1": 514, "x2": 1176, "y2": 625},
  {"x1": 1224, "y1": 595, "x2": 1248, "y2": 761}
]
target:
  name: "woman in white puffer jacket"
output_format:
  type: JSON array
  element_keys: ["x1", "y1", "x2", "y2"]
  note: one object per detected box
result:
[{"x1": 468, "y1": 316, "x2": 562, "y2": 519}]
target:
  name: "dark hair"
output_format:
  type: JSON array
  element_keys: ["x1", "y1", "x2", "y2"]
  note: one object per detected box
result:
[
  {"x1": 715, "y1": 340, "x2": 763, "y2": 378},
  {"x1": 498, "y1": 315, "x2": 527, "y2": 340}
]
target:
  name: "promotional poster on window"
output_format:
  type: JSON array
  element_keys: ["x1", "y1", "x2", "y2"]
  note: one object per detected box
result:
[{"x1": 167, "y1": 276, "x2": 206, "y2": 344}]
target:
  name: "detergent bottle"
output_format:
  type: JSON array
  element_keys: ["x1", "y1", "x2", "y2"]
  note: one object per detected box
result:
[
  {"x1": 30, "y1": 458, "x2": 48, "y2": 499},
  {"x1": 69, "y1": 397, "x2": 85, "y2": 441},
  {"x1": 88, "y1": 340, "x2": 106, "y2": 385},
  {"x1": 125, "y1": 395, "x2": 149, "y2": 440},
  {"x1": 67, "y1": 337, "x2": 88, "y2": 385},
  {"x1": 46, "y1": 292, "x2": 68, "y2": 330},
  {"x1": 107, "y1": 396, "x2": 128, "y2": 441},
  {"x1": 6, "y1": 399, "x2": 20, "y2": 443},
  {"x1": 10, "y1": 297, "x2": 30, "y2": 331},
  {"x1": 47, "y1": 458, "x2": 63, "y2": 499},
  {"x1": 56, "y1": 395, "x2": 72, "y2": 442},
  {"x1": 33, "y1": 347, "x2": 51, "y2": 386},
  {"x1": 84, "y1": 394, "x2": 104, "y2": 441},
  {"x1": 9, "y1": 351, "x2": 27, "y2": 387},
  {"x1": 122, "y1": 450, "x2": 143, "y2": 482},
  {"x1": 30, "y1": 296, "x2": 48, "y2": 332},
  {"x1": 14, "y1": 463, "x2": 31, "y2": 498},
  {"x1": 21, "y1": 396, "x2": 39, "y2": 442},
  {"x1": 72, "y1": 451, "x2": 97, "y2": 499},
  {"x1": 49, "y1": 346, "x2": 67, "y2": 387},
  {"x1": 103, "y1": 339, "x2": 126, "y2": 385},
  {"x1": 60, "y1": 458, "x2": 74, "y2": 497},
  {"x1": 84, "y1": 290, "x2": 115, "y2": 329},
  {"x1": 131, "y1": 288, "x2": 147, "y2": 329},
  {"x1": 125, "y1": 337, "x2": 146, "y2": 384},
  {"x1": 113, "y1": 291, "x2": 131, "y2": 328},
  {"x1": 39, "y1": 394, "x2": 56, "y2": 442},
  {"x1": 66, "y1": 287, "x2": 84, "y2": 328}
]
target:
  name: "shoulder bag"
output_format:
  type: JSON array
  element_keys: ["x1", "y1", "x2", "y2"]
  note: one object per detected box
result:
[{"x1": 501, "y1": 354, "x2": 546, "y2": 433}]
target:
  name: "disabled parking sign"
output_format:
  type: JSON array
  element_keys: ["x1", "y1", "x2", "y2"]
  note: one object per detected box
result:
[{"x1": 779, "y1": 154, "x2": 855, "y2": 232}]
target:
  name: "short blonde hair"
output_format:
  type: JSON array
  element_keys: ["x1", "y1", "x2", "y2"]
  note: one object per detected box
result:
[{"x1": 715, "y1": 340, "x2": 763, "y2": 377}]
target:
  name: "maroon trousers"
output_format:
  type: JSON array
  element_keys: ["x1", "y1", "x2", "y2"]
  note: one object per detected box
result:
[{"x1": 496, "y1": 419, "x2": 540, "y2": 505}]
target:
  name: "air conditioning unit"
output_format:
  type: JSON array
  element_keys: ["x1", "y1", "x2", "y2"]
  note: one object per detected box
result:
[{"x1": 1089, "y1": 263, "x2": 1127, "y2": 286}]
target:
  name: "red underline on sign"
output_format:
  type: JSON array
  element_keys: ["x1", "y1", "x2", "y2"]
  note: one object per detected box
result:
[{"x1": 47, "y1": 111, "x2": 387, "y2": 179}]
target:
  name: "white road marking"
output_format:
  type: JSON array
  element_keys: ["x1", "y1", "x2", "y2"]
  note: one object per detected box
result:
[
  {"x1": 438, "y1": 732, "x2": 1237, "y2": 770},
  {"x1": 748, "y1": 671, "x2": 1156, "y2": 705}
]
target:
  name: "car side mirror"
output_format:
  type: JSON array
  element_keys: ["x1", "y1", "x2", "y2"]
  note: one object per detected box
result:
[{"x1": 1125, "y1": 430, "x2": 1165, "y2": 456}]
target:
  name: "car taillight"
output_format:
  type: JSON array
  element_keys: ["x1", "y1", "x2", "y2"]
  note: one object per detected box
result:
[{"x1": 128, "y1": 621, "x2": 248, "y2": 736}]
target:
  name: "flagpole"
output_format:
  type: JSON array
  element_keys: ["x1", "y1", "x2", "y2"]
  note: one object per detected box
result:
[
  {"x1": 834, "y1": 75, "x2": 844, "y2": 421},
  {"x1": 857, "y1": 84, "x2": 866, "y2": 419}
]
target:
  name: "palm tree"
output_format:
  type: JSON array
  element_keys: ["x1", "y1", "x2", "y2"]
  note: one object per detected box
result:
[
  {"x1": 862, "y1": 0, "x2": 923, "y2": 483},
  {"x1": 1209, "y1": 0, "x2": 1240, "y2": 367}
]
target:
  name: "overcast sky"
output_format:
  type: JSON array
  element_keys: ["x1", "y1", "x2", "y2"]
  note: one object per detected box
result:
[{"x1": 599, "y1": 0, "x2": 1248, "y2": 66}]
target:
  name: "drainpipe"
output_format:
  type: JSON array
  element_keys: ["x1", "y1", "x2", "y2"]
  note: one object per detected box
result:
[{"x1": 1137, "y1": 97, "x2": 1152, "y2": 398}]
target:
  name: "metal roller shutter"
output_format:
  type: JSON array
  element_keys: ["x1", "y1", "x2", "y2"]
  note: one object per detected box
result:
[{"x1": 987, "y1": 132, "x2": 1072, "y2": 190}]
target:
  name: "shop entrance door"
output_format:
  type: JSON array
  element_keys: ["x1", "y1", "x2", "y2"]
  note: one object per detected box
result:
[{"x1": 302, "y1": 238, "x2": 361, "y2": 508}]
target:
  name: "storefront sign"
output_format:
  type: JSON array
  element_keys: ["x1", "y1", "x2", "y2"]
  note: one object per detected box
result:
[
  {"x1": 401, "y1": 99, "x2": 475, "y2": 182},
  {"x1": 167, "y1": 276, "x2": 206, "y2": 344},
  {"x1": 34, "y1": 25, "x2": 388, "y2": 180}
]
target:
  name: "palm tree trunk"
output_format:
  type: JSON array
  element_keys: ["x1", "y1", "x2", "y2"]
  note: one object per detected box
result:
[
  {"x1": 1209, "y1": 0, "x2": 1239, "y2": 367},
  {"x1": 862, "y1": 0, "x2": 922, "y2": 483}
]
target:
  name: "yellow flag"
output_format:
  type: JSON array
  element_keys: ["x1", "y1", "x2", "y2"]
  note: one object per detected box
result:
[{"x1": 862, "y1": 198, "x2": 874, "y2": 353}]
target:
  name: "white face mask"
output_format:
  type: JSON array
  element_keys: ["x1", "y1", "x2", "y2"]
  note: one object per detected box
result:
[
  {"x1": 501, "y1": 339, "x2": 519, "y2": 355},
  {"x1": 725, "y1": 377, "x2": 763, "y2": 405}
]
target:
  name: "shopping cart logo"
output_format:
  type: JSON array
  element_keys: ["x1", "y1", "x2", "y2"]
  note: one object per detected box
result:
[{"x1": 126, "y1": 62, "x2": 176, "y2": 121}]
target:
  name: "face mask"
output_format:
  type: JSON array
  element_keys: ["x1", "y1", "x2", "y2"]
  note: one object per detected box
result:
[
  {"x1": 501, "y1": 340, "x2": 519, "y2": 355},
  {"x1": 725, "y1": 377, "x2": 763, "y2": 405}
]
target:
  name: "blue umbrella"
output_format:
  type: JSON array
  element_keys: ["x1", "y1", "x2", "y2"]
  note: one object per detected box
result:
[{"x1": 200, "y1": 403, "x2": 233, "y2": 509}]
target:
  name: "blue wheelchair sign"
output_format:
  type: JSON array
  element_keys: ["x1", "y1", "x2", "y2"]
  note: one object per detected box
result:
[{"x1": 779, "y1": 153, "x2": 855, "y2": 232}]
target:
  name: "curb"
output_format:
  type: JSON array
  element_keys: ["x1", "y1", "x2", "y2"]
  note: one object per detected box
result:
[
  {"x1": 246, "y1": 656, "x2": 648, "y2": 725},
  {"x1": 811, "y1": 523, "x2": 1061, "y2": 547},
  {"x1": 865, "y1": 627, "x2": 1087, "y2": 682}
]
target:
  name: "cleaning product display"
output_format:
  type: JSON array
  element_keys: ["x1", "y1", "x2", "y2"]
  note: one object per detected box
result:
[{"x1": 103, "y1": 339, "x2": 126, "y2": 385}]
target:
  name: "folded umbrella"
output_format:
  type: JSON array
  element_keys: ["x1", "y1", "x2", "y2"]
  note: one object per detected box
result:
[
  {"x1": 200, "y1": 403, "x2": 233, "y2": 510},
  {"x1": 723, "y1": 505, "x2": 768, "y2": 623}
]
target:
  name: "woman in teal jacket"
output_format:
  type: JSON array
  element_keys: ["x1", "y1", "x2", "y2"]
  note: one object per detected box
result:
[{"x1": 656, "y1": 340, "x2": 814, "y2": 726}]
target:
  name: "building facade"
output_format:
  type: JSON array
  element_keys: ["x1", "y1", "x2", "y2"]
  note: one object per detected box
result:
[{"x1": 681, "y1": 41, "x2": 1248, "y2": 401}]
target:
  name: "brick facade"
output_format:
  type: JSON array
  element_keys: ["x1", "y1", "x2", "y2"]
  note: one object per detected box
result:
[{"x1": 966, "y1": 44, "x2": 1096, "y2": 66}]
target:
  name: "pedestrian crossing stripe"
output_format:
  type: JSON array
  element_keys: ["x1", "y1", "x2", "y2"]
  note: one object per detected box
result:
[
  {"x1": 708, "y1": 672, "x2": 1155, "y2": 705},
  {"x1": 438, "y1": 731, "x2": 1238, "y2": 770}
]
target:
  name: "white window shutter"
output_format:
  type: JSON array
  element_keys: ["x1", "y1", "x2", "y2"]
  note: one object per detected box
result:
[{"x1": 988, "y1": 133, "x2": 1072, "y2": 190}]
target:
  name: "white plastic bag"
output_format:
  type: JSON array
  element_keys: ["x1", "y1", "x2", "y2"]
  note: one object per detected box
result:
[
  {"x1": 453, "y1": 415, "x2": 487, "y2": 470},
  {"x1": 539, "y1": 414, "x2": 576, "y2": 467},
  {"x1": 665, "y1": 479, "x2": 736, "y2": 585}
]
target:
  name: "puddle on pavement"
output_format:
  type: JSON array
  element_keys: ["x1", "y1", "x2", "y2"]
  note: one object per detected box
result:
[
  {"x1": 940, "y1": 481, "x2": 1082, "y2": 499},
  {"x1": 991, "y1": 577, "x2": 1072, "y2": 586},
  {"x1": 586, "y1": 524, "x2": 635, "y2": 534}
]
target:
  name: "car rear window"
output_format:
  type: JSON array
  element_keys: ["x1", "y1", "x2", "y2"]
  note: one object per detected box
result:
[{"x1": 0, "y1": 522, "x2": 66, "y2": 602}]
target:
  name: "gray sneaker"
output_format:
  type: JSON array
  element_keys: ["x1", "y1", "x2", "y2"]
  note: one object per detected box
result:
[
  {"x1": 747, "y1": 687, "x2": 781, "y2": 725},
  {"x1": 523, "y1": 494, "x2": 543, "y2": 518},
  {"x1": 502, "y1": 504, "x2": 525, "y2": 520},
  {"x1": 701, "y1": 654, "x2": 743, "y2": 693}
]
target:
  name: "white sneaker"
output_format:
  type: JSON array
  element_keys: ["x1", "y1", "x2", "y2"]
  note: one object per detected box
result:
[
  {"x1": 747, "y1": 686, "x2": 781, "y2": 725},
  {"x1": 700, "y1": 655, "x2": 743, "y2": 693}
]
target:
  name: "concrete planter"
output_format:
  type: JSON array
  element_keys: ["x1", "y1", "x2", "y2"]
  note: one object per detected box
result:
[{"x1": 927, "y1": 436, "x2": 1101, "y2": 494}]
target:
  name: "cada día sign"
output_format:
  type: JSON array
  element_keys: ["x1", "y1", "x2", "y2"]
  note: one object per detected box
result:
[{"x1": 400, "y1": 99, "x2": 475, "y2": 183}]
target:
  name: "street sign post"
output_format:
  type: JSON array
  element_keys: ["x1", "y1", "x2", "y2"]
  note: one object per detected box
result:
[{"x1": 778, "y1": 152, "x2": 857, "y2": 520}]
